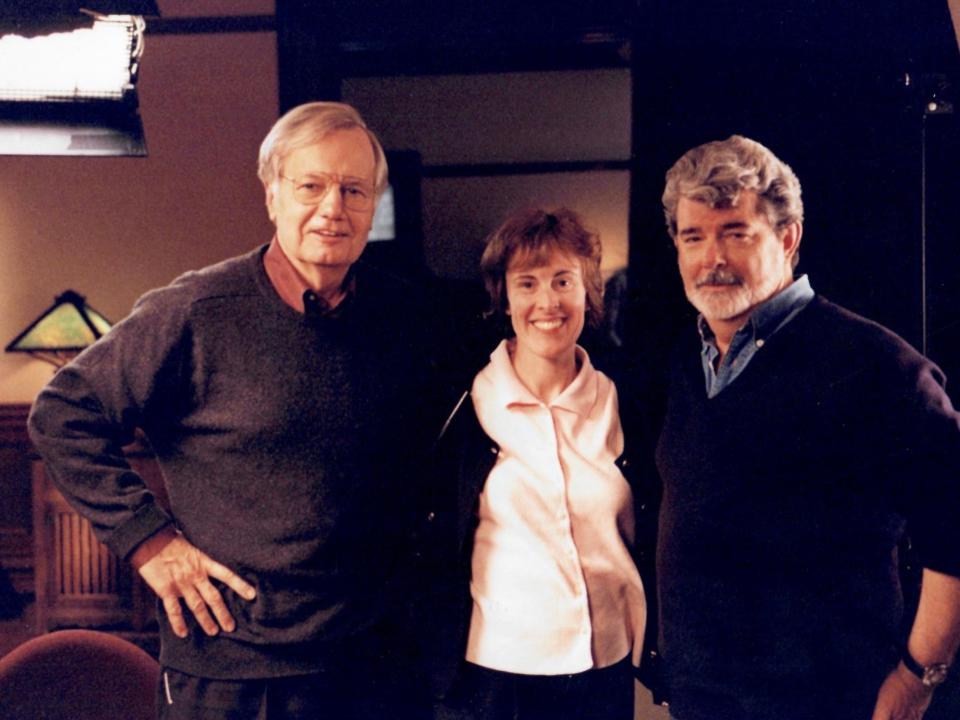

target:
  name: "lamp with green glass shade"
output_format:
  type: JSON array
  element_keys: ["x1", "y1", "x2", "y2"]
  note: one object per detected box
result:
[{"x1": 5, "y1": 289, "x2": 112, "y2": 368}]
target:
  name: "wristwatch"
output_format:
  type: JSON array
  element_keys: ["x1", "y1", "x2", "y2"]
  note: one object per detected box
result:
[{"x1": 901, "y1": 648, "x2": 950, "y2": 689}]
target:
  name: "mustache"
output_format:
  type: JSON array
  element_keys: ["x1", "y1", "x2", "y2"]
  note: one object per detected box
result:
[{"x1": 695, "y1": 269, "x2": 742, "y2": 288}]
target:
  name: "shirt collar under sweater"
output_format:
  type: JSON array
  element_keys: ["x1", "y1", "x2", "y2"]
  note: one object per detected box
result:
[
  {"x1": 262, "y1": 236, "x2": 356, "y2": 317},
  {"x1": 697, "y1": 274, "x2": 815, "y2": 398},
  {"x1": 475, "y1": 338, "x2": 598, "y2": 417}
]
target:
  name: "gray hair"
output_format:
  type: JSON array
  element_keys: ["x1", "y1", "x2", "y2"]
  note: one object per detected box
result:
[
  {"x1": 662, "y1": 135, "x2": 803, "y2": 267},
  {"x1": 257, "y1": 102, "x2": 388, "y2": 196}
]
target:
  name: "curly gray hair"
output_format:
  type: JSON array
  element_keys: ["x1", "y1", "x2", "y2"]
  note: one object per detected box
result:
[{"x1": 662, "y1": 135, "x2": 803, "y2": 267}]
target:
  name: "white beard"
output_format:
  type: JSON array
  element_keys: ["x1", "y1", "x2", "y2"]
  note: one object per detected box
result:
[{"x1": 686, "y1": 273, "x2": 784, "y2": 322}]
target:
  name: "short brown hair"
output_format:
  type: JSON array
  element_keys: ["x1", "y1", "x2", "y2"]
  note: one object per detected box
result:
[{"x1": 480, "y1": 207, "x2": 604, "y2": 328}]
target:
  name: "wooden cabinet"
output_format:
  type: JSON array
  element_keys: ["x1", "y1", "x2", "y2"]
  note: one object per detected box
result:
[
  {"x1": 31, "y1": 447, "x2": 164, "y2": 633},
  {"x1": 0, "y1": 403, "x2": 33, "y2": 597}
]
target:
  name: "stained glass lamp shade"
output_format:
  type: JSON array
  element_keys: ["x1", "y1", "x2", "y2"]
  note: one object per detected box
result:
[{"x1": 6, "y1": 290, "x2": 112, "y2": 367}]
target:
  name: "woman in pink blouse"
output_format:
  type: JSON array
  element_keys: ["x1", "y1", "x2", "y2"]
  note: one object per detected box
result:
[{"x1": 420, "y1": 207, "x2": 658, "y2": 720}]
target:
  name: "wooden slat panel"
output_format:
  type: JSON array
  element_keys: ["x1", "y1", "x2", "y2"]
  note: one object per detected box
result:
[
  {"x1": 54, "y1": 512, "x2": 64, "y2": 595},
  {"x1": 79, "y1": 515, "x2": 91, "y2": 593},
  {"x1": 69, "y1": 513, "x2": 80, "y2": 595},
  {"x1": 31, "y1": 449, "x2": 158, "y2": 630}
]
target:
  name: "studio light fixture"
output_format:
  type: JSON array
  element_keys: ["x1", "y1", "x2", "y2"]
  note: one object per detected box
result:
[
  {"x1": 0, "y1": 2, "x2": 158, "y2": 156},
  {"x1": 6, "y1": 289, "x2": 112, "y2": 368}
]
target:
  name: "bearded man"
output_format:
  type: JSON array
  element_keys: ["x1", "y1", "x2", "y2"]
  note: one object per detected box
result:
[{"x1": 654, "y1": 135, "x2": 960, "y2": 720}]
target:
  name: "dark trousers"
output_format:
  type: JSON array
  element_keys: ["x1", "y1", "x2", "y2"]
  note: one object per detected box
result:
[
  {"x1": 157, "y1": 668, "x2": 429, "y2": 720},
  {"x1": 157, "y1": 624, "x2": 430, "y2": 720},
  {"x1": 435, "y1": 658, "x2": 635, "y2": 720}
]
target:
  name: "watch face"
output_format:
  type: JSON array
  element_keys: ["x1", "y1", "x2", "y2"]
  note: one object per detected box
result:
[{"x1": 923, "y1": 664, "x2": 950, "y2": 688}]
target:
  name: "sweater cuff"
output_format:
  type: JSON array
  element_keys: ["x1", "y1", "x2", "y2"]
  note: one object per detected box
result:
[{"x1": 106, "y1": 503, "x2": 175, "y2": 561}]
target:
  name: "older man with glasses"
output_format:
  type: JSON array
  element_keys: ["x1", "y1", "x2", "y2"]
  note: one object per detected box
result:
[{"x1": 29, "y1": 102, "x2": 435, "y2": 720}]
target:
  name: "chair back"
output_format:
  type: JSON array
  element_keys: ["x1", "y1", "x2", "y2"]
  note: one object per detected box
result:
[{"x1": 0, "y1": 629, "x2": 158, "y2": 720}]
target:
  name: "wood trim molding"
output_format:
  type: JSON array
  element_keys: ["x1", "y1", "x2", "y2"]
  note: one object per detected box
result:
[{"x1": 0, "y1": 403, "x2": 31, "y2": 447}]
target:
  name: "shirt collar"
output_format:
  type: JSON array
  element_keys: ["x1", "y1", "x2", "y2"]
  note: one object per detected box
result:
[
  {"x1": 698, "y1": 274, "x2": 814, "y2": 346},
  {"x1": 479, "y1": 339, "x2": 598, "y2": 416},
  {"x1": 263, "y1": 235, "x2": 356, "y2": 317}
]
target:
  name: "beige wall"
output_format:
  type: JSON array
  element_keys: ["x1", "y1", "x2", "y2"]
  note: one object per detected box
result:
[
  {"x1": 0, "y1": 29, "x2": 278, "y2": 402},
  {"x1": 159, "y1": 0, "x2": 275, "y2": 17},
  {"x1": 343, "y1": 70, "x2": 632, "y2": 281}
]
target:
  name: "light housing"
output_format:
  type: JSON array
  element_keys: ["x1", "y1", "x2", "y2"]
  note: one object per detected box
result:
[{"x1": 0, "y1": 3, "x2": 156, "y2": 156}]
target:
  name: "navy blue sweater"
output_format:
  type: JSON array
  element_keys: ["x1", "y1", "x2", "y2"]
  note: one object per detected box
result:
[{"x1": 655, "y1": 296, "x2": 960, "y2": 720}]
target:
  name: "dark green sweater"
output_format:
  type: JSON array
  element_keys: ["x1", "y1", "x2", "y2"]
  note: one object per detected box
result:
[
  {"x1": 655, "y1": 296, "x2": 960, "y2": 720},
  {"x1": 29, "y1": 245, "x2": 436, "y2": 678}
]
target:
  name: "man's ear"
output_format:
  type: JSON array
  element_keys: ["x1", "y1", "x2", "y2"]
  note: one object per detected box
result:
[
  {"x1": 781, "y1": 221, "x2": 802, "y2": 261},
  {"x1": 264, "y1": 182, "x2": 277, "y2": 223}
]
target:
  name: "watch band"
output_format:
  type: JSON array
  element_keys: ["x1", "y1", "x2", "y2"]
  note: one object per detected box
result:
[{"x1": 901, "y1": 648, "x2": 950, "y2": 689}]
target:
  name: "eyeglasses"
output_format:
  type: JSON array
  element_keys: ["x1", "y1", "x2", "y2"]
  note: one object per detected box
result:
[{"x1": 279, "y1": 172, "x2": 375, "y2": 211}]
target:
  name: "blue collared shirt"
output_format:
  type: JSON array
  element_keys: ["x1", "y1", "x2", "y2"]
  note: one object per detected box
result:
[{"x1": 699, "y1": 275, "x2": 815, "y2": 398}]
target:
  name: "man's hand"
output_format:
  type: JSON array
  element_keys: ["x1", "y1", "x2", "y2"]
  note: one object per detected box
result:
[
  {"x1": 871, "y1": 664, "x2": 933, "y2": 720},
  {"x1": 131, "y1": 529, "x2": 257, "y2": 639}
]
